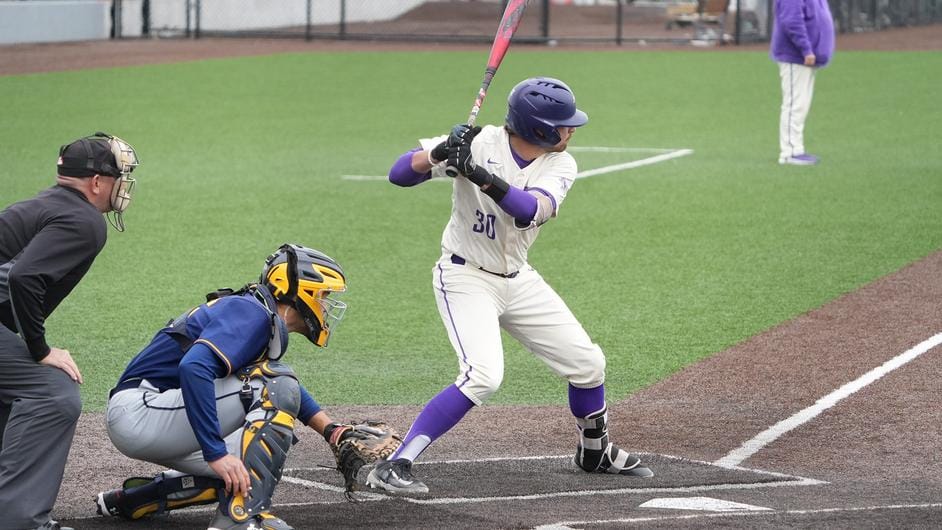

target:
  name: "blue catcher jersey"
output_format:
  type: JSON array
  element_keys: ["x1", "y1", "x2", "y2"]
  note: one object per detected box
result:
[{"x1": 117, "y1": 292, "x2": 320, "y2": 460}]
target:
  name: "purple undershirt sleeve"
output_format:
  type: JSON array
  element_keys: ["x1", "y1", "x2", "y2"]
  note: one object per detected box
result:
[
  {"x1": 497, "y1": 185, "x2": 538, "y2": 224},
  {"x1": 388, "y1": 148, "x2": 431, "y2": 187}
]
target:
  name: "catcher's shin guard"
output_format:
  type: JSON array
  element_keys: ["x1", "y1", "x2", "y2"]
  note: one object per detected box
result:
[
  {"x1": 574, "y1": 407, "x2": 653, "y2": 478},
  {"x1": 220, "y1": 361, "x2": 301, "y2": 524},
  {"x1": 95, "y1": 472, "x2": 223, "y2": 519}
]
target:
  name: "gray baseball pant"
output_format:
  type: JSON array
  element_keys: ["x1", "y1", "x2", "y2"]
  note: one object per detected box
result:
[
  {"x1": 106, "y1": 376, "x2": 262, "y2": 477},
  {"x1": 0, "y1": 326, "x2": 81, "y2": 530}
]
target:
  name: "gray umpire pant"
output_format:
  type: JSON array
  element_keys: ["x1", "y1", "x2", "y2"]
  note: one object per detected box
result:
[{"x1": 0, "y1": 326, "x2": 82, "y2": 530}]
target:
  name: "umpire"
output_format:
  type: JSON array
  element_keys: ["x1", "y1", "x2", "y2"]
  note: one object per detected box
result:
[{"x1": 0, "y1": 133, "x2": 140, "y2": 530}]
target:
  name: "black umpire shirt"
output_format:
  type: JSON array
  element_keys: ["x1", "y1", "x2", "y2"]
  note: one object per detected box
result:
[{"x1": 0, "y1": 185, "x2": 107, "y2": 361}]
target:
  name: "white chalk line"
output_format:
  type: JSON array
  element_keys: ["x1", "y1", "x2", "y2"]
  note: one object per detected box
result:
[
  {"x1": 341, "y1": 147, "x2": 693, "y2": 182},
  {"x1": 534, "y1": 502, "x2": 942, "y2": 528},
  {"x1": 568, "y1": 146, "x2": 677, "y2": 153},
  {"x1": 716, "y1": 332, "x2": 942, "y2": 468},
  {"x1": 398, "y1": 476, "x2": 821, "y2": 506},
  {"x1": 576, "y1": 148, "x2": 694, "y2": 179}
]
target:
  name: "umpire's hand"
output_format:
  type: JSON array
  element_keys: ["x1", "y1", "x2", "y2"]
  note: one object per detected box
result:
[
  {"x1": 40, "y1": 347, "x2": 84, "y2": 384},
  {"x1": 209, "y1": 454, "x2": 252, "y2": 498}
]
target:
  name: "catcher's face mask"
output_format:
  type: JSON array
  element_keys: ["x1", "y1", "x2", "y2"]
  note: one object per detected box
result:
[{"x1": 298, "y1": 287, "x2": 347, "y2": 347}]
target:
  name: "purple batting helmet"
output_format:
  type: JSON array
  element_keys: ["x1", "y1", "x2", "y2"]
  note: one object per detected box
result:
[{"x1": 505, "y1": 77, "x2": 588, "y2": 148}]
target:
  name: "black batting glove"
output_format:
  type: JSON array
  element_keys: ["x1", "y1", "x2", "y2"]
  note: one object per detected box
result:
[
  {"x1": 456, "y1": 125, "x2": 482, "y2": 145},
  {"x1": 444, "y1": 124, "x2": 482, "y2": 177},
  {"x1": 430, "y1": 124, "x2": 477, "y2": 166},
  {"x1": 429, "y1": 140, "x2": 449, "y2": 165},
  {"x1": 447, "y1": 124, "x2": 481, "y2": 147},
  {"x1": 446, "y1": 141, "x2": 477, "y2": 177}
]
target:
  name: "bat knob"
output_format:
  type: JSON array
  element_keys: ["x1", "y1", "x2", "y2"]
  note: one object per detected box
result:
[{"x1": 445, "y1": 166, "x2": 459, "y2": 178}]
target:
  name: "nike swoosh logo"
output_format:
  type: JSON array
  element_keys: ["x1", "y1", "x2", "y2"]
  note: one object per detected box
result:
[
  {"x1": 392, "y1": 471, "x2": 413, "y2": 485},
  {"x1": 487, "y1": 158, "x2": 500, "y2": 165}
]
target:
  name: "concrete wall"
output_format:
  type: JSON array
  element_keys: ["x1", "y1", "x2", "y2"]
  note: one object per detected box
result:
[
  {"x1": 192, "y1": 0, "x2": 427, "y2": 32},
  {"x1": 0, "y1": 0, "x2": 112, "y2": 45},
  {"x1": 0, "y1": 0, "x2": 428, "y2": 44}
]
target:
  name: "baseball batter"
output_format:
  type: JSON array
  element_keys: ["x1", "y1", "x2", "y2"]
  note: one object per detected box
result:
[
  {"x1": 93, "y1": 244, "x2": 376, "y2": 530},
  {"x1": 367, "y1": 77, "x2": 653, "y2": 495}
]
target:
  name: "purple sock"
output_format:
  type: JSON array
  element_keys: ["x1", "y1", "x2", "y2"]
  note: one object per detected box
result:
[
  {"x1": 393, "y1": 384, "x2": 475, "y2": 461},
  {"x1": 568, "y1": 383, "x2": 606, "y2": 418}
]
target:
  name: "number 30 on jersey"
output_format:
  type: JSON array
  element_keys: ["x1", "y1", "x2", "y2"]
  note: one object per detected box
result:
[{"x1": 472, "y1": 209, "x2": 497, "y2": 240}]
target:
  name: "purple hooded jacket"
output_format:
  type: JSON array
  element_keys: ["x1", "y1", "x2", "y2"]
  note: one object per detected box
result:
[{"x1": 771, "y1": 0, "x2": 835, "y2": 66}]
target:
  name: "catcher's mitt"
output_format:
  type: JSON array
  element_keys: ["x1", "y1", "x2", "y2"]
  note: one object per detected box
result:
[{"x1": 325, "y1": 420, "x2": 402, "y2": 498}]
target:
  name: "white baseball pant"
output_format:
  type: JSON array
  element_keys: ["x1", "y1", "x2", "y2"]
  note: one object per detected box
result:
[
  {"x1": 778, "y1": 61, "x2": 817, "y2": 159},
  {"x1": 433, "y1": 253, "x2": 606, "y2": 405}
]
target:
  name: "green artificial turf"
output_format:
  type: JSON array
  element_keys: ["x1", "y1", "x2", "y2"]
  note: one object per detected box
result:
[{"x1": 1, "y1": 49, "x2": 940, "y2": 410}]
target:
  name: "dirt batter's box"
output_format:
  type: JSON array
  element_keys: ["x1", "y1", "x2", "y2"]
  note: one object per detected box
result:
[{"x1": 281, "y1": 454, "x2": 824, "y2": 505}]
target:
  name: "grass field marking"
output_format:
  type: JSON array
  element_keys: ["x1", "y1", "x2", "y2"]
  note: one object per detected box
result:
[
  {"x1": 575, "y1": 148, "x2": 693, "y2": 179},
  {"x1": 534, "y1": 502, "x2": 942, "y2": 528},
  {"x1": 715, "y1": 331, "x2": 942, "y2": 468},
  {"x1": 340, "y1": 146, "x2": 693, "y2": 182},
  {"x1": 568, "y1": 146, "x2": 677, "y2": 153}
]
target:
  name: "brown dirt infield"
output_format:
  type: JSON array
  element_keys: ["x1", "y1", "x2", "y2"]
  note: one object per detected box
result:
[
  {"x1": 2, "y1": 23, "x2": 940, "y2": 77},
  {"x1": 3, "y1": 16, "x2": 940, "y2": 530}
]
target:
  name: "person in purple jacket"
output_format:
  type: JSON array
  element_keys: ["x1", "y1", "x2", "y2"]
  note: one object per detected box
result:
[{"x1": 771, "y1": 0, "x2": 835, "y2": 165}]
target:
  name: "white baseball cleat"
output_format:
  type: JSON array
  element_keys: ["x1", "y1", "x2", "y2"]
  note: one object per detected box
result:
[{"x1": 366, "y1": 458, "x2": 429, "y2": 495}]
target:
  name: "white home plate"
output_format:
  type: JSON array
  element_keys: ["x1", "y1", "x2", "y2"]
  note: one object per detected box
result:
[{"x1": 640, "y1": 497, "x2": 772, "y2": 512}]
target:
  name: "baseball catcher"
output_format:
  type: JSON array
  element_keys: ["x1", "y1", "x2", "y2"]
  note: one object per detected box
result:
[{"x1": 93, "y1": 244, "x2": 396, "y2": 529}]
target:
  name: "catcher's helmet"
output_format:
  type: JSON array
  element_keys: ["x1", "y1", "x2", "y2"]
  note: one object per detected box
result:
[
  {"x1": 505, "y1": 77, "x2": 588, "y2": 148},
  {"x1": 261, "y1": 244, "x2": 347, "y2": 347}
]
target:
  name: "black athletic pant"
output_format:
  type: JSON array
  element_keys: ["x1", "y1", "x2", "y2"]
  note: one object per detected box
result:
[{"x1": 0, "y1": 326, "x2": 81, "y2": 530}]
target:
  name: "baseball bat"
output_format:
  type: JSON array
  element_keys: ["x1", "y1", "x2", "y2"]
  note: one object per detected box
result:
[{"x1": 445, "y1": 0, "x2": 530, "y2": 177}]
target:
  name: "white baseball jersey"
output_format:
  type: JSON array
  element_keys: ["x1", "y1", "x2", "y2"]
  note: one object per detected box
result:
[
  {"x1": 420, "y1": 125, "x2": 577, "y2": 275},
  {"x1": 417, "y1": 125, "x2": 606, "y2": 406}
]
